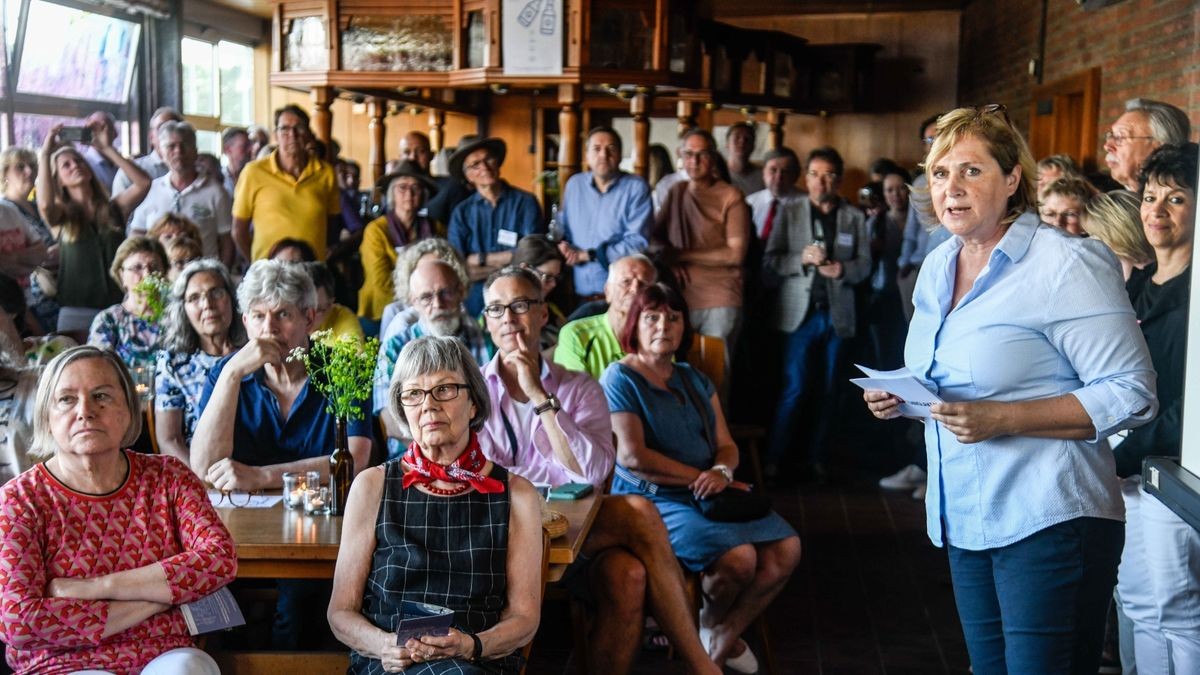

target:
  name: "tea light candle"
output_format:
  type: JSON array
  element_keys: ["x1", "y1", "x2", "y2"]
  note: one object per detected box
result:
[
  {"x1": 282, "y1": 472, "x2": 306, "y2": 509},
  {"x1": 305, "y1": 487, "x2": 329, "y2": 515}
]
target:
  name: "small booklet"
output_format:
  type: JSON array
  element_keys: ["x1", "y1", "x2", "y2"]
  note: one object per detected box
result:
[
  {"x1": 179, "y1": 586, "x2": 246, "y2": 636},
  {"x1": 849, "y1": 364, "x2": 943, "y2": 419},
  {"x1": 395, "y1": 601, "x2": 455, "y2": 645}
]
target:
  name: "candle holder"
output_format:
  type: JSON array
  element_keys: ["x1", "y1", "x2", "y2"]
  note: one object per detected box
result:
[
  {"x1": 305, "y1": 486, "x2": 330, "y2": 515},
  {"x1": 282, "y1": 472, "x2": 307, "y2": 509}
]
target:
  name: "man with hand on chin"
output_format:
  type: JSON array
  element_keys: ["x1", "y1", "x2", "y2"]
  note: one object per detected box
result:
[{"x1": 478, "y1": 266, "x2": 720, "y2": 675}]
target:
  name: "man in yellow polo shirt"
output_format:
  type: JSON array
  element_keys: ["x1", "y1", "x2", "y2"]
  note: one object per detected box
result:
[{"x1": 232, "y1": 104, "x2": 340, "y2": 261}]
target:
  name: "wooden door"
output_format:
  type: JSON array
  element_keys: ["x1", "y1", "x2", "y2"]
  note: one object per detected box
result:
[{"x1": 1028, "y1": 67, "x2": 1101, "y2": 173}]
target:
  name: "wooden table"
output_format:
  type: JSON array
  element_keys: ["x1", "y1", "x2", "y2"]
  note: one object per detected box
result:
[{"x1": 215, "y1": 491, "x2": 603, "y2": 579}]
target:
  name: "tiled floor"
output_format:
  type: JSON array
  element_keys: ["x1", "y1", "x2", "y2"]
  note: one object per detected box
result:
[{"x1": 527, "y1": 416, "x2": 972, "y2": 674}]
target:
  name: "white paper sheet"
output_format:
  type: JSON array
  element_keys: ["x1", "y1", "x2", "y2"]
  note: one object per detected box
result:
[{"x1": 849, "y1": 364, "x2": 942, "y2": 419}]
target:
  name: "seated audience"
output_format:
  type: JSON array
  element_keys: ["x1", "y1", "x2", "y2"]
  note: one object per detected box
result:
[
  {"x1": 478, "y1": 267, "x2": 721, "y2": 674},
  {"x1": 1038, "y1": 176, "x2": 1094, "y2": 235},
  {"x1": 447, "y1": 137, "x2": 542, "y2": 315},
  {"x1": 87, "y1": 236, "x2": 169, "y2": 369},
  {"x1": 1114, "y1": 142, "x2": 1199, "y2": 675},
  {"x1": 155, "y1": 259, "x2": 243, "y2": 466},
  {"x1": 0, "y1": 147, "x2": 56, "y2": 332},
  {"x1": 510, "y1": 234, "x2": 567, "y2": 350},
  {"x1": 379, "y1": 238, "x2": 470, "y2": 344},
  {"x1": 554, "y1": 253, "x2": 656, "y2": 378},
  {"x1": 306, "y1": 261, "x2": 363, "y2": 340},
  {"x1": 37, "y1": 122, "x2": 149, "y2": 337},
  {"x1": 864, "y1": 105, "x2": 1156, "y2": 675},
  {"x1": 358, "y1": 160, "x2": 439, "y2": 329},
  {"x1": 0, "y1": 346, "x2": 236, "y2": 674},
  {"x1": 375, "y1": 258, "x2": 492, "y2": 458},
  {"x1": 601, "y1": 283, "x2": 800, "y2": 672},
  {"x1": 1081, "y1": 190, "x2": 1154, "y2": 280},
  {"x1": 328, "y1": 336, "x2": 541, "y2": 674},
  {"x1": 165, "y1": 237, "x2": 204, "y2": 282},
  {"x1": 268, "y1": 237, "x2": 318, "y2": 263}
]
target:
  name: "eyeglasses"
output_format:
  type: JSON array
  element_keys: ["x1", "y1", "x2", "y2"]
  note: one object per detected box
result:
[
  {"x1": 680, "y1": 149, "x2": 712, "y2": 161},
  {"x1": 214, "y1": 489, "x2": 264, "y2": 508},
  {"x1": 532, "y1": 269, "x2": 561, "y2": 285},
  {"x1": 398, "y1": 383, "x2": 470, "y2": 407},
  {"x1": 975, "y1": 103, "x2": 1010, "y2": 122},
  {"x1": 922, "y1": 136, "x2": 936, "y2": 146},
  {"x1": 1039, "y1": 208, "x2": 1081, "y2": 223},
  {"x1": 465, "y1": 156, "x2": 497, "y2": 173},
  {"x1": 185, "y1": 287, "x2": 227, "y2": 305},
  {"x1": 808, "y1": 170, "x2": 839, "y2": 180},
  {"x1": 275, "y1": 124, "x2": 306, "y2": 136},
  {"x1": 412, "y1": 288, "x2": 461, "y2": 307},
  {"x1": 123, "y1": 263, "x2": 161, "y2": 275},
  {"x1": 1104, "y1": 131, "x2": 1155, "y2": 146},
  {"x1": 482, "y1": 299, "x2": 543, "y2": 318}
]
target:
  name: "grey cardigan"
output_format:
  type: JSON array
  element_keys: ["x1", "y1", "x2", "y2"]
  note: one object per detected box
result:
[{"x1": 762, "y1": 196, "x2": 870, "y2": 337}]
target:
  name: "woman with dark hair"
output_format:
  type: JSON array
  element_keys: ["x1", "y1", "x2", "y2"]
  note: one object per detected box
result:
[
  {"x1": 306, "y1": 261, "x2": 364, "y2": 340},
  {"x1": 267, "y1": 237, "x2": 318, "y2": 263},
  {"x1": 510, "y1": 234, "x2": 566, "y2": 349},
  {"x1": 87, "y1": 236, "x2": 169, "y2": 369},
  {"x1": 646, "y1": 144, "x2": 674, "y2": 190},
  {"x1": 1113, "y1": 141, "x2": 1200, "y2": 675},
  {"x1": 36, "y1": 122, "x2": 151, "y2": 337},
  {"x1": 155, "y1": 259, "x2": 243, "y2": 465},
  {"x1": 600, "y1": 283, "x2": 799, "y2": 672}
]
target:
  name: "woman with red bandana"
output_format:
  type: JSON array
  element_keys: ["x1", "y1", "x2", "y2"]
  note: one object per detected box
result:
[{"x1": 328, "y1": 336, "x2": 542, "y2": 674}]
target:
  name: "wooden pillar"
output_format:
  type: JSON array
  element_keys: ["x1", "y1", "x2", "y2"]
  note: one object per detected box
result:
[
  {"x1": 558, "y1": 84, "x2": 581, "y2": 189},
  {"x1": 428, "y1": 109, "x2": 446, "y2": 153},
  {"x1": 676, "y1": 100, "x2": 697, "y2": 136},
  {"x1": 310, "y1": 86, "x2": 334, "y2": 159},
  {"x1": 766, "y1": 109, "x2": 786, "y2": 150},
  {"x1": 632, "y1": 92, "x2": 651, "y2": 179},
  {"x1": 368, "y1": 97, "x2": 386, "y2": 184}
]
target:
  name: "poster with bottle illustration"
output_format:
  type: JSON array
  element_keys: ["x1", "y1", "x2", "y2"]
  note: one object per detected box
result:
[{"x1": 502, "y1": 0, "x2": 563, "y2": 75}]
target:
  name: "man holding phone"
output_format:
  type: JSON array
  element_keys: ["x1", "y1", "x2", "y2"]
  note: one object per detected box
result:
[{"x1": 477, "y1": 265, "x2": 720, "y2": 675}]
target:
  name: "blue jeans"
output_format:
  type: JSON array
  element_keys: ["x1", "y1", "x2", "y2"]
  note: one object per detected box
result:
[
  {"x1": 765, "y1": 308, "x2": 844, "y2": 466},
  {"x1": 948, "y1": 517, "x2": 1123, "y2": 675}
]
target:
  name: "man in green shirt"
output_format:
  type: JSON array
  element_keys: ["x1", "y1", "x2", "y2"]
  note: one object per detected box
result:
[{"x1": 554, "y1": 254, "x2": 656, "y2": 378}]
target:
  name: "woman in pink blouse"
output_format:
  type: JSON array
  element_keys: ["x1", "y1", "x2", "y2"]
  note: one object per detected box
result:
[{"x1": 0, "y1": 346, "x2": 237, "y2": 675}]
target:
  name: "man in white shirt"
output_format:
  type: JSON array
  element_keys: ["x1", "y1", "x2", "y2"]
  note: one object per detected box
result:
[
  {"x1": 111, "y1": 106, "x2": 182, "y2": 198},
  {"x1": 745, "y1": 147, "x2": 801, "y2": 242},
  {"x1": 129, "y1": 121, "x2": 233, "y2": 266}
]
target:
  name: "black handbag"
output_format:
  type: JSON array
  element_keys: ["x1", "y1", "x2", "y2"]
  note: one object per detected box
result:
[{"x1": 677, "y1": 366, "x2": 772, "y2": 523}]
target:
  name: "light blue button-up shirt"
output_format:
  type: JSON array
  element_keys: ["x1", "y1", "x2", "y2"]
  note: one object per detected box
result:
[
  {"x1": 907, "y1": 212, "x2": 1157, "y2": 550},
  {"x1": 560, "y1": 171, "x2": 653, "y2": 296}
]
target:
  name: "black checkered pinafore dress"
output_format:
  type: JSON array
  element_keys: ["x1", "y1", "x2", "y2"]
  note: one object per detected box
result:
[{"x1": 348, "y1": 460, "x2": 521, "y2": 675}]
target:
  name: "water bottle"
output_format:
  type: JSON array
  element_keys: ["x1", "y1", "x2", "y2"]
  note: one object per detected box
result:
[{"x1": 547, "y1": 203, "x2": 564, "y2": 242}]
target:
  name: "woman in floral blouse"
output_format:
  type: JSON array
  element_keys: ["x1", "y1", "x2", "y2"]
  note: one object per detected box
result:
[
  {"x1": 87, "y1": 236, "x2": 169, "y2": 369},
  {"x1": 154, "y1": 259, "x2": 243, "y2": 465}
]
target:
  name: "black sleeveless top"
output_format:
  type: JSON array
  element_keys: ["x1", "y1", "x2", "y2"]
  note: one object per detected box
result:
[{"x1": 349, "y1": 460, "x2": 521, "y2": 675}]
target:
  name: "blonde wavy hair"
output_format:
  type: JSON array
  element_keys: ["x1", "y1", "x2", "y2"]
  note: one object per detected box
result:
[{"x1": 1082, "y1": 190, "x2": 1154, "y2": 267}]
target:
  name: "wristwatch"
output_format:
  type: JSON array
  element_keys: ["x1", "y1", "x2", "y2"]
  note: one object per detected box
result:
[
  {"x1": 465, "y1": 630, "x2": 483, "y2": 663},
  {"x1": 534, "y1": 393, "x2": 561, "y2": 415},
  {"x1": 711, "y1": 464, "x2": 733, "y2": 482}
]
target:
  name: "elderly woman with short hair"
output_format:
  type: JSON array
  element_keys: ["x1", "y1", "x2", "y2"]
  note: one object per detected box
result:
[
  {"x1": 1038, "y1": 176, "x2": 1095, "y2": 235},
  {"x1": 1081, "y1": 189, "x2": 1154, "y2": 280},
  {"x1": 0, "y1": 346, "x2": 236, "y2": 674},
  {"x1": 329, "y1": 336, "x2": 542, "y2": 674},
  {"x1": 154, "y1": 259, "x2": 243, "y2": 465},
  {"x1": 864, "y1": 106, "x2": 1157, "y2": 675},
  {"x1": 88, "y1": 236, "x2": 169, "y2": 368}
]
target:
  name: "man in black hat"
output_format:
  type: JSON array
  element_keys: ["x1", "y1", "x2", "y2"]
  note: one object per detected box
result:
[{"x1": 446, "y1": 137, "x2": 542, "y2": 315}]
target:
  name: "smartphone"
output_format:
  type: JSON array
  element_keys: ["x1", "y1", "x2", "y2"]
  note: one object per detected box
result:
[{"x1": 58, "y1": 126, "x2": 93, "y2": 144}]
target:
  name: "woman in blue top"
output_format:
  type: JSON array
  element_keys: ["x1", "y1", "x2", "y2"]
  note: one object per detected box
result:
[
  {"x1": 601, "y1": 283, "x2": 799, "y2": 674},
  {"x1": 864, "y1": 106, "x2": 1157, "y2": 675}
]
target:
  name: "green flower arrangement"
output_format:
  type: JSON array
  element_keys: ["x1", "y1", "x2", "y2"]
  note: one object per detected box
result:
[
  {"x1": 288, "y1": 330, "x2": 379, "y2": 421},
  {"x1": 132, "y1": 273, "x2": 171, "y2": 322}
]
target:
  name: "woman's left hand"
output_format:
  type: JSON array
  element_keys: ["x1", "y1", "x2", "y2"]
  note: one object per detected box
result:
[
  {"x1": 690, "y1": 468, "x2": 730, "y2": 499},
  {"x1": 405, "y1": 628, "x2": 472, "y2": 663},
  {"x1": 930, "y1": 401, "x2": 1010, "y2": 443}
]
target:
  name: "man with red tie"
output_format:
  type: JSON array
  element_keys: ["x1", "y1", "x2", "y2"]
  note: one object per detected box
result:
[{"x1": 745, "y1": 147, "x2": 802, "y2": 242}]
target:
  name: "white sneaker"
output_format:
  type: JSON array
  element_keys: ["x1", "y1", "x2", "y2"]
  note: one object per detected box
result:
[{"x1": 879, "y1": 464, "x2": 927, "y2": 490}]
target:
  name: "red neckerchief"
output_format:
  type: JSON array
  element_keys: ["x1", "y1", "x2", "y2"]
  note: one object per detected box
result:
[{"x1": 401, "y1": 433, "x2": 505, "y2": 494}]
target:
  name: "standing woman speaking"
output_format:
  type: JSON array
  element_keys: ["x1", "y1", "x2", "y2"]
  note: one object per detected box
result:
[{"x1": 863, "y1": 106, "x2": 1157, "y2": 675}]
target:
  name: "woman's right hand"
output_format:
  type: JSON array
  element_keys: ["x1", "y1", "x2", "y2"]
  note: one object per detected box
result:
[
  {"x1": 864, "y1": 389, "x2": 903, "y2": 420},
  {"x1": 42, "y1": 124, "x2": 63, "y2": 155}
]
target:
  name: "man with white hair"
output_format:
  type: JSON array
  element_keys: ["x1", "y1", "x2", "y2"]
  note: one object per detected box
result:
[
  {"x1": 128, "y1": 120, "x2": 233, "y2": 266},
  {"x1": 1104, "y1": 97, "x2": 1191, "y2": 191},
  {"x1": 554, "y1": 253, "x2": 657, "y2": 379},
  {"x1": 374, "y1": 257, "x2": 493, "y2": 457},
  {"x1": 111, "y1": 106, "x2": 183, "y2": 198}
]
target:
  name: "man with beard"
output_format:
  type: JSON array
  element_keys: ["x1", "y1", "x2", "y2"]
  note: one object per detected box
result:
[
  {"x1": 373, "y1": 257, "x2": 492, "y2": 457},
  {"x1": 762, "y1": 146, "x2": 869, "y2": 484},
  {"x1": 556, "y1": 127, "x2": 653, "y2": 302},
  {"x1": 128, "y1": 121, "x2": 233, "y2": 266},
  {"x1": 1103, "y1": 97, "x2": 1190, "y2": 191}
]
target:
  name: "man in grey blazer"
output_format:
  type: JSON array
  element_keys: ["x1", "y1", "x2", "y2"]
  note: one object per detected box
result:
[{"x1": 762, "y1": 146, "x2": 870, "y2": 483}]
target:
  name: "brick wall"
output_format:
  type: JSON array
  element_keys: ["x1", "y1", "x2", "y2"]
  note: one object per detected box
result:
[{"x1": 958, "y1": 0, "x2": 1199, "y2": 138}]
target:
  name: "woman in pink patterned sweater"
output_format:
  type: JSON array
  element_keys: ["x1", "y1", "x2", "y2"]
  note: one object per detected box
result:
[{"x1": 0, "y1": 346, "x2": 237, "y2": 675}]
